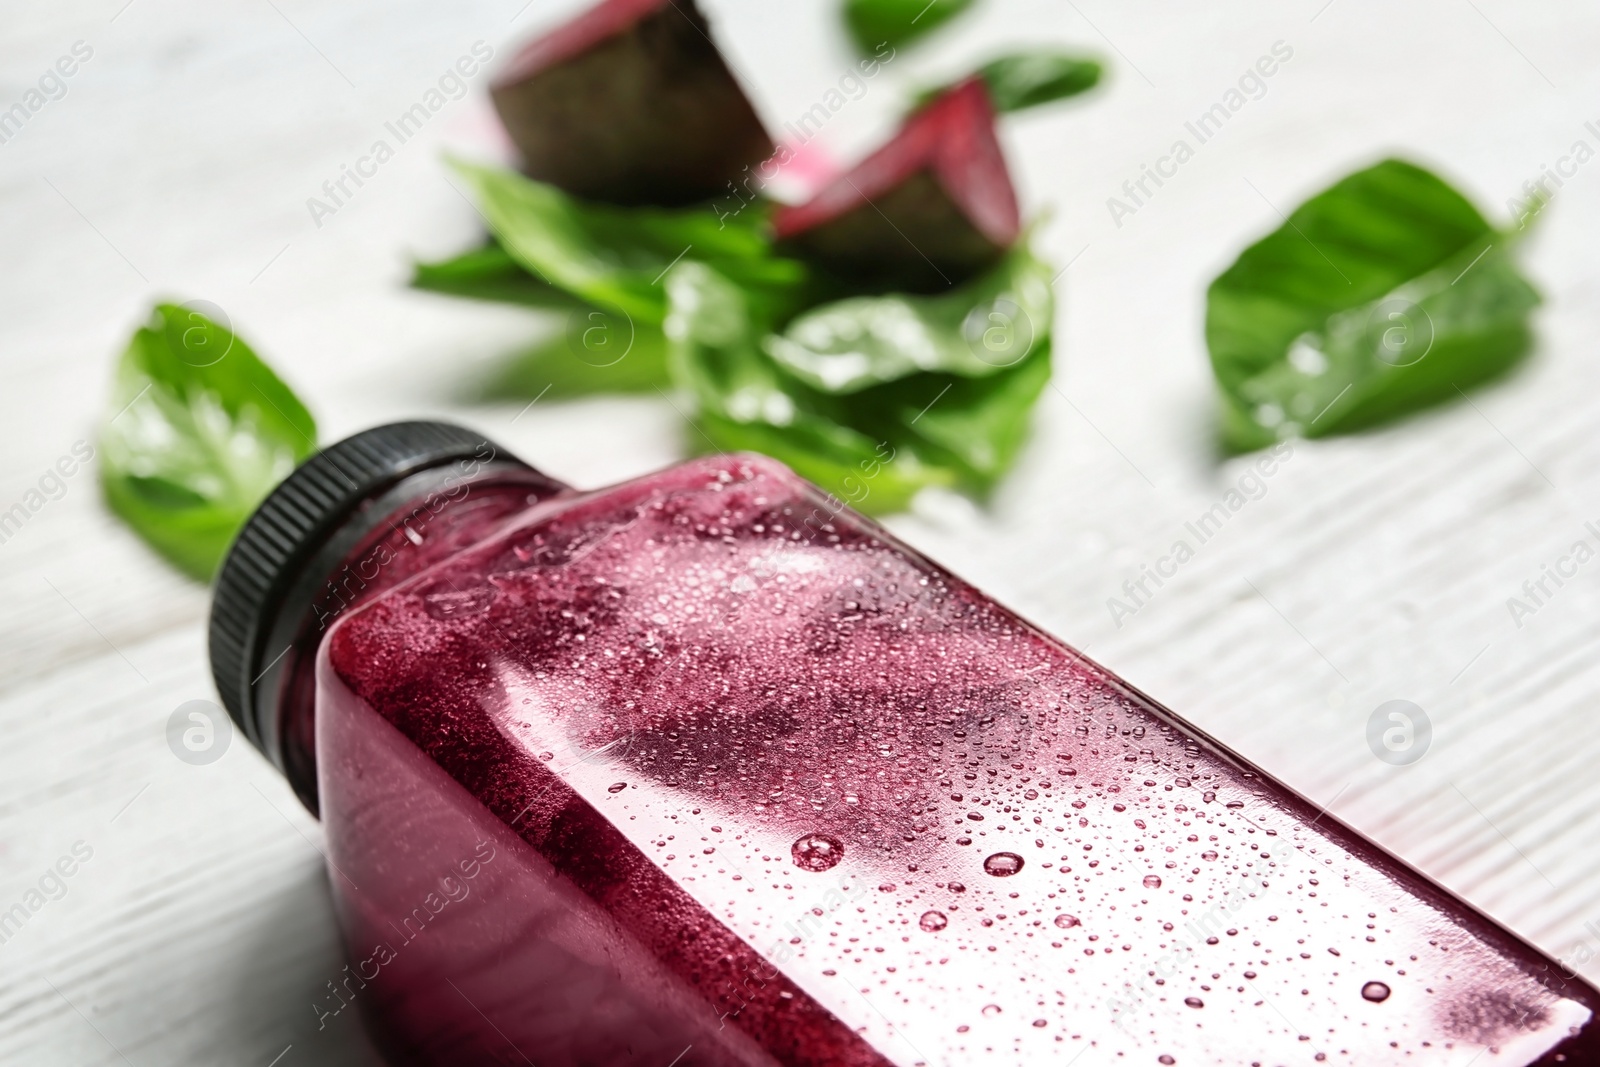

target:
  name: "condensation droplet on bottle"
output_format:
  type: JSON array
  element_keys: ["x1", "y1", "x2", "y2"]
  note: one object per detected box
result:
[
  {"x1": 1184, "y1": 996, "x2": 1203, "y2": 1009},
  {"x1": 607, "y1": 782, "x2": 627, "y2": 794},
  {"x1": 981, "y1": 1003, "x2": 1002, "y2": 1017},
  {"x1": 1361, "y1": 981, "x2": 1391, "y2": 1003},
  {"x1": 420, "y1": 583, "x2": 497, "y2": 619},
  {"x1": 1143, "y1": 874, "x2": 1162, "y2": 889},
  {"x1": 791, "y1": 833, "x2": 844, "y2": 872},
  {"x1": 983, "y1": 852, "x2": 1024, "y2": 877},
  {"x1": 1159, "y1": 1056, "x2": 1176, "y2": 1066},
  {"x1": 1201, "y1": 850, "x2": 1218, "y2": 861},
  {"x1": 919, "y1": 910, "x2": 948, "y2": 932},
  {"x1": 1054, "y1": 913, "x2": 1080, "y2": 929}
]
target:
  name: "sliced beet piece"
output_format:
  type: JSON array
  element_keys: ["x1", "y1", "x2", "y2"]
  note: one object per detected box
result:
[
  {"x1": 491, "y1": 0, "x2": 774, "y2": 207},
  {"x1": 773, "y1": 78, "x2": 1020, "y2": 292}
]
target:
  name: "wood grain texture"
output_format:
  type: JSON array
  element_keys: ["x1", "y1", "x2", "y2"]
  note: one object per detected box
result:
[{"x1": 3, "y1": 0, "x2": 1599, "y2": 1062}]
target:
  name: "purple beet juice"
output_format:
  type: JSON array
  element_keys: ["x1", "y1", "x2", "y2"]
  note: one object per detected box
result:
[{"x1": 209, "y1": 424, "x2": 1600, "y2": 1066}]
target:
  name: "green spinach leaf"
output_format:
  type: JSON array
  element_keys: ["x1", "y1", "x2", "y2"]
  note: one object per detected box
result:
[
  {"x1": 666, "y1": 263, "x2": 955, "y2": 511},
  {"x1": 843, "y1": 0, "x2": 975, "y2": 53},
  {"x1": 1206, "y1": 158, "x2": 1539, "y2": 451},
  {"x1": 450, "y1": 160, "x2": 805, "y2": 325},
  {"x1": 414, "y1": 240, "x2": 672, "y2": 397},
  {"x1": 474, "y1": 318, "x2": 673, "y2": 400},
  {"x1": 853, "y1": 344, "x2": 1053, "y2": 485},
  {"x1": 765, "y1": 244, "x2": 1053, "y2": 392},
  {"x1": 666, "y1": 255, "x2": 1052, "y2": 508},
  {"x1": 427, "y1": 162, "x2": 1057, "y2": 511},
  {"x1": 977, "y1": 52, "x2": 1101, "y2": 111},
  {"x1": 917, "y1": 51, "x2": 1102, "y2": 113},
  {"x1": 412, "y1": 240, "x2": 583, "y2": 310},
  {"x1": 101, "y1": 303, "x2": 316, "y2": 580}
]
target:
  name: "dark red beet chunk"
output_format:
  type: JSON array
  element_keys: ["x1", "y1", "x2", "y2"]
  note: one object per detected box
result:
[
  {"x1": 773, "y1": 78, "x2": 1020, "y2": 292},
  {"x1": 491, "y1": 0, "x2": 774, "y2": 206}
]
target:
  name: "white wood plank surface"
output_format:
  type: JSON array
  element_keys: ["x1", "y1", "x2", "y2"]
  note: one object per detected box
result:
[{"x1": 4, "y1": 0, "x2": 1600, "y2": 1062}]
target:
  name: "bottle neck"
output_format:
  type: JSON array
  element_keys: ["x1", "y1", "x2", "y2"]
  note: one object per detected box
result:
[{"x1": 258, "y1": 462, "x2": 569, "y2": 813}]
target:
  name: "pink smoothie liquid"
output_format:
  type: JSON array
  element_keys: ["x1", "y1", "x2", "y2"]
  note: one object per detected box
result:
[{"x1": 313, "y1": 453, "x2": 1599, "y2": 1065}]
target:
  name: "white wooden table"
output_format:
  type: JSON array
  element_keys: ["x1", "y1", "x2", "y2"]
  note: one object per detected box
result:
[{"x1": 4, "y1": 1, "x2": 1599, "y2": 1062}]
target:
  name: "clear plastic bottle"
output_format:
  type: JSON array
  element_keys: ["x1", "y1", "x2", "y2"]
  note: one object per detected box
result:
[{"x1": 210, "y1": 422, "x2": 1600, "y2": 1066}]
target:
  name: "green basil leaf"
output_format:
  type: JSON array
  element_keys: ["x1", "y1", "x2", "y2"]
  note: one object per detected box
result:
[
  {"x1": 411, "y1": 240, "x2": 584, "y2": 310},
  {"x1": 765, "y1": 243, "x2": 1053, "y2": 392},
  {"x1": 450, "y1": 160, "x2": 806, "y2": 325},
  {"x1": 843, "y1": 0, "x2": 975, "y2": 53},
  {"x1": 665, "y1": 258, "x2": 1054, "y2": 507},
  {"x1": 916, "y1": 51, "x2": 1102, "y2": 113},
  {"x1": 665, "y1": 263, "x2": 956, "y2": 511},
  {"x1": 698, "y1": 413, "x2": 946, "y2": 515},
  {"x1": 1206, "y1": 158, "x2": 1539, "y2": 451},
  {"x1": 848, "y1": 342, "x2": 1053, "y2": 486},
  {"x1": 101, "y1": 303, "x2": 316, "y2": 579},
  {"x1": 977, "y1": 51, "x2": 1101, "y2": 111},
  {"x1": 475, "y1": 313, "x2": 672, "y2": 399},
  {"x1": 413, "y1": 240, "x2": 671, "y2": 397}
]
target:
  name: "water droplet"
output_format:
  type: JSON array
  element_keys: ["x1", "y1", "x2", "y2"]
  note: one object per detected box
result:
[
  {"x1": 1159, "y1": 1056, "x2": 1176, "y2": 1066},
  {"x1": 1031, "y1": 1018, "x2": 1047, "y2": 1028},
  {"x1": 607, "y1": 782, "x2": 627, "y2": 793},
  {"x1": 981, "y1": 1004, "x2": 1002, "y2": 1017},
  {"x1": 1201, "y1": 850, "x2": 1218, "y2": 861},
  {"x1": 1143, "y1": 875, "x2": 1162, "y2": 889},
  {"x1": 791, "y1": 833, "x2": 844, "y2": 872},
  {"x1": 983, "y1": 852, "x2": 1025, "y2": 877},
  {"x1": 1184, "y1": 996, "x2": 1203, "y2": 1009},
  {"x1": 920, "y1": 910, "x2": 948, "y2": 932},
  {"x1": 1054, "y1": 913, "x2": 1080, "y2": 929},
  {"x1": 949, "y1": 882, "x2": 966, "y2": 893},
  {"x1": 420, "y1": 583, "x2": 497, "y2": 619},
  {"x1": 1361, "y1": 981, "x2": 1391, "y2": 1003}
]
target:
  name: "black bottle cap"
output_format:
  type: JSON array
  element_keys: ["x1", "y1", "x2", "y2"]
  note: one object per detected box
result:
[{"x1": 207, "y1": 421, "x2": 529, "y2": 769}]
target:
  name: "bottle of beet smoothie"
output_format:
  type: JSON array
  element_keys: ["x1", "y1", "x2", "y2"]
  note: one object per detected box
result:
[{"x1": 209, "y1": 421, "x2": 1600, "y2": 1066}]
